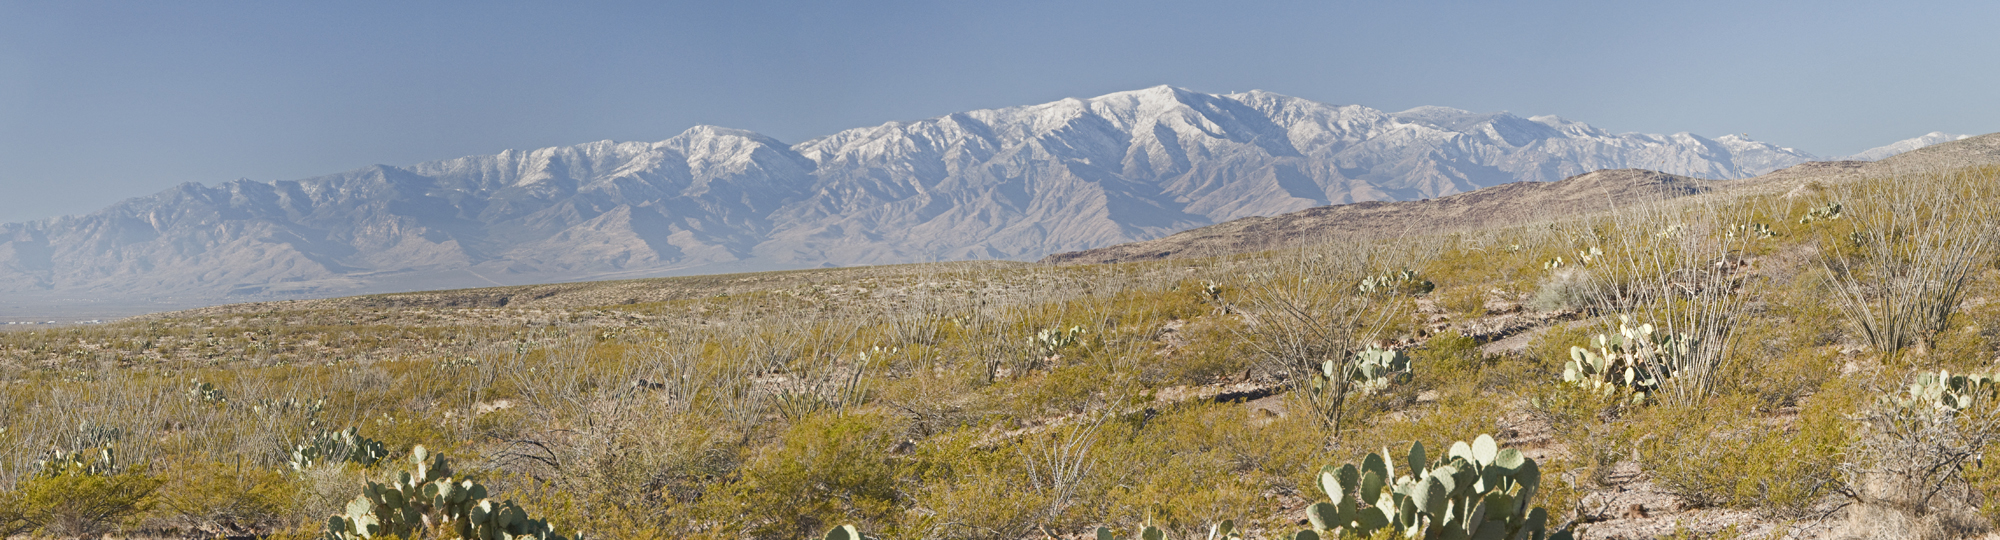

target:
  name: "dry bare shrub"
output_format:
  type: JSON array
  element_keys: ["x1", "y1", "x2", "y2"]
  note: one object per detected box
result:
[
  {"x1": 1240, "y1": 237, "x2": 1438, "y2": 435},
  {"x1": 485, "y1": 334, "x2": 663, "y2": 523},
  {"x1": 1561, "y1": 199, "x2": 1763, "y2": 406},
  {"x1": 1819, "y1": 168, "x2": 1999, "y2": 357},
  {"x1": 1528, "y1": 268, "x2": 1600, "y2": 313},
  {"x1": 1017, "y1": 416, "x2": 1106, "y2": 535},
  {"x1": 1837, "y1": 377, "x2": 2000, "y2": 539}
]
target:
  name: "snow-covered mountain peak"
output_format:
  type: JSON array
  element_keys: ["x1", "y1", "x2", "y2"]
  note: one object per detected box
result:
[
  {"x1": 661, "y1": 125, "x2": 806, "y2": 169},
  {"x1": 1527, "y1": 115, "x2": 1610, "y2": 138},
  {"x1": 1392, "y1": 105, "x2": 1479, "y2": 122},
  {"x1": 1713, "y1": 134, "x2": 1805, "y2": 155},
  {"x1": 1385, "y1": 107, "x2": 1565, "y2": 148},
  {"x1": 1089, "y1": 84, "x2": 1184, "y2": 103},
  {"x1": 669, "y1": 124, "x2": 780, "y2": 144},
  {"x1": 1392, "y1": 106, "x2": 1518, "y2": 131}
]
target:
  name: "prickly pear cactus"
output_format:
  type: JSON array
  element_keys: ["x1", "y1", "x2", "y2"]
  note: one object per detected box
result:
[
  {"x1": 1561, "y1": 315, "x2": 1692, "y2": 402},
  {"x1": 1306, "y1": 345, "x2": 1413, "y2": 403},
  {"x1": 290, "y1": 427, "x2": 390, "y2": 471},
  {"x1": 1302, "y1": 434, "x2": 1572, "y2": 540},
  {"x1": 1892, "y1": 369, "x2": 1998, "y2": 412},
  {"x1": 1358, "y1": 268, "x2": 1436, "y2": 295},
  {"x1": 1205, "y1": 520, "x2": 1241, "y2": 540},
  {"x1": 1727, "y1": 223, "x2": 1779, "y2": 239},
  {"x1": 1032, "y1": 326, "x2": 1086, "y2": 358},
  {"x1": 1095, "y1": 524, "x2": 1165, "y2": 540},
  {"x1": 1545, "y1": 247, "x2": 1604, "y2": 270},
  {"x1": 324, "y1": 445, "x2": 568, "y2": 540},
  {"x1": 824, "y1": 524, "x2": 868, "y2": 540},
  {"x1": 35, "y1": 421, "x2": 124, "y2": 477},
  {"x1": 35, "y1": 446, "x2": 120, "y2": 477},
  {"x1": 1348, "y1": 345, "x2": 1412, "y2": 395},
  {"x1": 1799, "y1": 202, "x2": 1843, "y2": 224},
  {"x1": 1204, "y1": 280, "x2": 1225, "y2": 299},
  {"x1": 188, "y1": 379, "x2": 228, "y2": 404}
]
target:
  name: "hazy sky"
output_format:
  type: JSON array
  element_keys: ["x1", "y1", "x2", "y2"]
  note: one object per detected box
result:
[{"x1": 2, "y1": 0, "x2": 1995, "y2": 224}]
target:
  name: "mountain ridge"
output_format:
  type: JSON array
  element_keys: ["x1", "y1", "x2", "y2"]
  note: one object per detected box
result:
[{"x1": 0, "y1": 86, "x2": 1968, "y2": 314}]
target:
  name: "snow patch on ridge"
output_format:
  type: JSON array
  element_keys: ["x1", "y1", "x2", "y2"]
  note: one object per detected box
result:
[{"x1": 1839, "y1": 132, "x2": 1972, "y2": 162}]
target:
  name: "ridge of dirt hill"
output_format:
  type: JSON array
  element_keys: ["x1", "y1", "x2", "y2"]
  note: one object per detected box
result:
[
  {"x1": 1040, "y1": 168, "x2": 1709, "y2": 265},
  {"x1": 1044, "y1": 132, "x2": 2000, "y2": 265},
  {"x1": 1722, "y1": 131, "x2": 2000, "y2": 195},
  {"x1": 129, "y1": 260, "x2": 1031, "y2": 321}
]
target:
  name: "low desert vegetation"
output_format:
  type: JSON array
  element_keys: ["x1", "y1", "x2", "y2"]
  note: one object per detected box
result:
[{"x1": 3, "y1": 165, "x2": 2000, "y2": 539}]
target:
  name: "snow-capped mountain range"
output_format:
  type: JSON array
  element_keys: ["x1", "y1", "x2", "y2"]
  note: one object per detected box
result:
[{"x1": 0, "y1": 86, "x2": 1968, "y2": 306}]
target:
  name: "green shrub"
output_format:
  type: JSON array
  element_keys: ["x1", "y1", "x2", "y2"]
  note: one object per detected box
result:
[
  {"x1": 1159, "y1": 316, "x2": 1253, "y2": 387},
  {"x1": 1437, "y1": 286, "x2": 1488, "y2": 319},
  {"x1": 1410, "y1": 330, "x2": 1481, "y2": 385},
  {"x1": 0, "y1": 450, "x2": 161, "y2": 539},
  {"x1": 1525, "y1": 383, "x2": 1632, "y2": 489},
  {"x1": 1637, "y1": 393, "x2": 1848, "y2": 514},
  {"x1": 1093, "y1": 407, "x2": 1281, "y2": 535},
  {"x1": 155, "y1": 459, "x2": 301, "y2": 536},
  {"x1": 701, "y1": 412, "x2": 905, "y2": 540}
]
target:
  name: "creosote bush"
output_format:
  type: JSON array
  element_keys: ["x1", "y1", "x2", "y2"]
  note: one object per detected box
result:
[
  {"x1": 0, "y1": 445, "x2": 161, "y2": 539},
  {"x1": 1637, "y1": 392, "x2": 1850, "y2": 514}
]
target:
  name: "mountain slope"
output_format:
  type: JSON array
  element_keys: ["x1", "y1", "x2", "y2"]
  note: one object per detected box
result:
[
  {"x1": 0, "y1": 86, "x2": 1957, "y2": 310},
  {"x1": 0, "y1": 126, "x2": 817, "y2": 299}
]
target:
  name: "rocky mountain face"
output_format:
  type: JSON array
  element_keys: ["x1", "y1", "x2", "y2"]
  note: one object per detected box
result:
[{"x1": 0, "y1": 86, "x2": 1957, "y2": 308}]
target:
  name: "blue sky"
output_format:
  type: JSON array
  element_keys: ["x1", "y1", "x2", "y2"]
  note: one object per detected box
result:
[{"x1": 2, "y1": 0, "x2": 1995, "y2": 223}]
